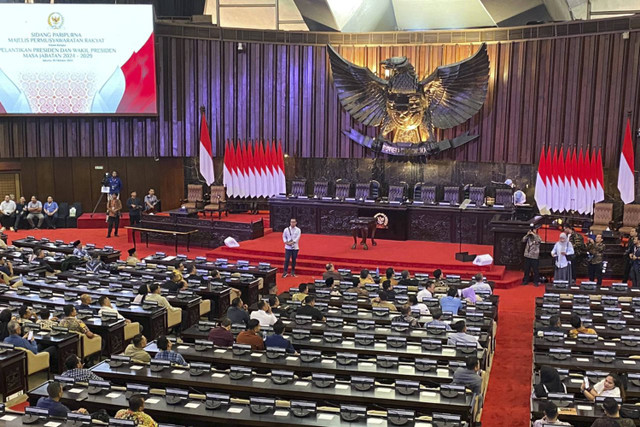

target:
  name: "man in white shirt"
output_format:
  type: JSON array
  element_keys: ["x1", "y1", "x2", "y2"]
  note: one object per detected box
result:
[
  {"x1": 470, "y1": 273, "x2": 492, "y2": 294},
  {"x1": 0, "y1": 195, "x2": 16, "y2": 232},
  {"x1": 416, "y1": 281, "x2": 435, "y2": 302},
  {"x1": 249, "y1": 300, "x2": 278, "y2": 327},
  {"x1": 282, "y1": 218, "x2": 301, "y2": 278},
  {"x1": 97, "y1": 295, "x2": 131, "y2": 324},
  {"x1": 447, "y1": 320, "x2": 481, "y2": 349}
]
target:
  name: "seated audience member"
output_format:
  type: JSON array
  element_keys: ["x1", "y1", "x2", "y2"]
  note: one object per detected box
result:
[
  {"x1": 208, "y1": 318, "x2": 234, "y2": 347},
  {"x1": 0, "y1": 195, "x2": 16, "y2": 232},
  {"x1": 126, "y1": 248, "x2": 140, "y2": 266},
  {"x1": 582, "y1": 373, "x2": 624, "y2": 401},
  {"x1": 154, "y1": 335, "x2": 187, "y2": 366},
  {"x1": 13, "y1": 196, "x2": 28, "y2": 232},
  {"x1": 533, "y1": 366, "x2": 567, "y2": 398},
  {"x1": 433, "y1": 269, "x2": 445, "y2": 284},
  {"x1": 568, "y1": 313, "x2": 596, "y2": 338},
  {"x1": 459, "y1": 286, "x2": 480, "y2": 304},
  {"x1": 296, "y1": 295, "x2": 325, "y2": 321},
  {"x1": 591, "y1": 397, "x2": 635, "y2": 427},
  {"x1": 532, "y1": 401, "x2": 570, "y2": 427},
  {"x1": 145, "y1": 283, "x2": 180, "y2": 313},
  {"x1": 17, "y1": 304, "x2": 34, "y2": 328},
  {"x1": 264, "y1": 320, "x2": 296, "y2": 353},
  {"x1": 72, "y1": 240, "x2": 90, "y2": 260},
  {"x1": 162, "y1": 270, "x2": 187, "y2": 293},
  {"x1": 36, "y1": 309, "x2": 58, "y2": 330},
  {"x1": 236, "y1": 319, "x2": 265, "y2": 350},
  {"x1": 37, "y1": 381, "x2": 88, "y2": 417},
  {"x1": 323, "y1": 263, "x2": 342, "y2": 281},
  {"x1": 133, "y1": 284, "x2": 149, "y2": 304},
  {"x1": 186, "y1": 264, "x2": 205, "y2": 283},
  {"x1": 250, "y1": 300, "x2": 278, "y2": 327},
  {"x1": 268, "y1": 295, "x2": 282, "y2": 315},
  {"x1": 471, "y1": 273, "x2": 492, "y2": 294},
  {"x1": 77, "y1": 294, "x2": 93, "y2": 311},
  {"x1": 328, "y1": 278, "x2": 342, "y2": 296},
  {"x1": 172, "y1": 261, "x2": 186, "y2": 280},
  {"x1": 267, "y1": 282, "x2": 278, "y2": 295},
  {"x1": 26, "y1": 196, "x2": 44, "y2": 229},
  {"x1": 33, "y1": 249, "x2": 55, "y2": 273},
  {"x1": 537, "y1": 315, "x2": 564, "y2": 336},
  {"x1": 398, "y1": 270, "x2": 416, "y2": 287},
  {"x1": 61, "y1": 354, "x2": 103, "y2": 381},
  {"x1": 384, "y1": 267, "x2": 399, "y2": 286},
  {"x1": 359, "y1": 269, "x2": 375, "y2": 285},
  {"x1": 124, "y1": 334, "x2": 151, "y2": 363},
  {"x1": 447, "y1": 320, "x2": 481, "y2": 348},
  {"x1": 408, "y1": 294, "x2": 429, "y2": 315},
  {"x1": 0, "y1": 257, "x2": 13, "y2": 278},
  {"x1": 115, "y1": 394, "x2": 158, "y2": 427},
  {"x1": 291, "y1": 283, "x2": 309, "y2": 302},
  {"x1": 226, "y1": 297, "x2": 250, "y2": 326},
  {"x1": 391, "y1": 305, "x2": 420, "y2": 328},
  {"x1": 43, "y1": 196, "x2": 59, "y2": 229},
  {"x1": 371, "y1": 292, "x2": 397, "y2": 311},
  {"x1": 452, "y1": 356, "x2": 483, "y2": 394},
  {"x1": 86, "y1": 253, "x2": 106, "y2": 273},
  {"x1": 416, "y1": 281, "x2": 435, "y2": 302},
  {"x1": 425, "y1": 308, "x2": 452, "y2": 331},
  {"x1": 60, "y1": 305, "x2": 96, "y2": 338},
  {"x1": 440, "y1": 288, "x2": 463, "y2": 315},
  {"x1": 144, "y1": 188, "x2": 159, "y2": 213},
  {"x1": 0, "y1": 309, "x2": 12, "y2": 341},
  {"x1": 98, "y1": 296, "x2": 130, "y2": 323},
  {"x1": 347, "y1": 277, "x2": 370, "y2": 297},
  {"x1": 3, "y1": 321, "x2": 37, "y2": 353},
  {"x1": 379, "y1": 280, "x2": 396, "y2": 302}
]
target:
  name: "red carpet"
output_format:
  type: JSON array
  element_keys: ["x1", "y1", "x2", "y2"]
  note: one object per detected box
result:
[{"x1": 77, "y1": 213, "x2": 130, "y2": 229}]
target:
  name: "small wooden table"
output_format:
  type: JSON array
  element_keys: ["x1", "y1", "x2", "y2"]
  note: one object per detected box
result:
[
  {"x1": 349, "y1": 217, "x2": 376, "y2": 250},
  {"x1": 166, "y1": 208, "x2": 201, "y2": 218},
  {"x1": 125, "y1": 226, "x2": 199, "y2": 254}
]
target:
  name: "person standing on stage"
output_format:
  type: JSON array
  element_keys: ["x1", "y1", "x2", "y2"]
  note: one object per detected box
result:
[
  {"x1": 551, "y1": 233, "x2": 574, "y2": 282},
  {"x1": 127, "y1": 191, "x2": 143, "y2": 227},
  {"x1": 282, "y1": 218, "x2": 301, "y2": 278},
  {"x1": 106, "y1": 193, "x2": 122, "y2": 238},
  {"x1": 623, "y1": 230, "x2": 638, "y2": 283},
  {"x1": 629, "y1": 238, "x2": 640, "y2": 287},
  {"x1": 108, "y1": 171, "x2": 122, "y2": 198},
  {"x1": 564, "y1": 225, "x2": 585, "y2": 282},
  {"x1": 522, "y1": 226, "x2": 541, "y2": 286},
  {"x1": 586, "y1": 234, "x2": 605, "y2": 285}
]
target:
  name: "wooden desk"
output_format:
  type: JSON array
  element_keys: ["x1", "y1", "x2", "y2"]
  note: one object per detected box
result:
[
  {"x1": 11, "y1": 239, "x2": 120, "y2": 263},
  {"x1": 0, "y1": 349, "x2": 26, "y2": 402},
  {"x1": 530, "y1": 399, "x2": 637, "y2": 427},
  {"x1": 534, "y1": 352, "x2": 640, "y2": 373},
  {"x1": 126, "y1": 226, "x2": 199, "y2": 254}
]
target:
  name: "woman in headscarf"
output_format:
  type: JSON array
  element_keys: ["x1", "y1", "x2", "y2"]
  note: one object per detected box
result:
[
  {"x1": 551, "y1": 232, "x2": 574, "y2": 282},
  {"x1": 533, "y1": 366, "x2": 567, "y2": 398},
  {"x1": 0, "y1": 308, "x2": 13, "y2": 341}
]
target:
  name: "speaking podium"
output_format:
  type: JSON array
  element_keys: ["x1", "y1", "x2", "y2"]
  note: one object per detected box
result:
[
  {"x1": 349, "y1": 217, "x2": 376, "y2": 250},
  {"x1": 455, "y1": 199, "x2": 476, "y2": 262}
]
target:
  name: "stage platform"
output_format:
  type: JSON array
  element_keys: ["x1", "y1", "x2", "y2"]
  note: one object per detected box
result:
[
  {"x1": 206, "y1": 232, "x2": 523, "y2": 289},
  {"x1": 77, "y1": 213, "x2": 130, "y2": 229},
  {"x1": 78, "y1": 211, "x2": 270, "y2": 230}
]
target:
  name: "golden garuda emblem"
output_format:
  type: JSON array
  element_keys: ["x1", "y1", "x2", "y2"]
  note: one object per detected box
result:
[{"x1": 328, "y1": 44, "x2": 490, "y2": 157}]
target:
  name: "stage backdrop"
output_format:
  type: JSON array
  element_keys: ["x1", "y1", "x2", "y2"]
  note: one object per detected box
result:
[{"x1": 0, "y1": 17, "x2": 638, "y2": 168}]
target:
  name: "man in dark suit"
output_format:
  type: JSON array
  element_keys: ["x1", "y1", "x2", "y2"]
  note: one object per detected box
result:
[{"x1": 126, "y1": 191, "x2": 143, "y2": 227}]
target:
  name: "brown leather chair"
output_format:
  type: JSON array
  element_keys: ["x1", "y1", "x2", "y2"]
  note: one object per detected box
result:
[
  {"x1": 590, "y1": 203, "x2": 614, "y2": 235},
  {"x1": 204, "y1": 185, "x2": 228, "y2": 218},
  {"x1": 181, "y1": 184, "x2": 204, "y2": 210},
  {"x1": 17, "y1": 346, "x2": 49, "y2": 378},
  {"x1": 619, "y1": 204, "x2": 640, "y2": 235}
]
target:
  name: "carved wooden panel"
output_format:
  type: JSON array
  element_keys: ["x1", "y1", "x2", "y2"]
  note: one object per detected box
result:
[
  {"x1": 319, "y1": 207, "x2": 357, "y2": 235},
  {"x1": 295, "y1": 206, "x2": 317, "y2": 233},
  {"x1": 408, "y1": 211, "x2": 452, "y2": 242},
  {"x1": 270, "y1": 205, "x2": 294, "y2": 233}
]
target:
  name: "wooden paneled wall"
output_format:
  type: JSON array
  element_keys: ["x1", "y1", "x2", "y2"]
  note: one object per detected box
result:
[
  {"x1": 18, "y1": 158, "x2": 184, "y2": 215},
  {"x1": 0, "y1": 24, "x2": 639, "y2": 167}
]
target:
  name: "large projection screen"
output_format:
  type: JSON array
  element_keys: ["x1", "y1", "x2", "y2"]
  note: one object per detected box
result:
[{"x1": 0, "y1": 4, "x2": 157, "y2": 116}]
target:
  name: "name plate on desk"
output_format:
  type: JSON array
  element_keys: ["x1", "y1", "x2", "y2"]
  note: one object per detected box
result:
[{"x1": 345, "y1": 198, "x2": 356, "y2": 202}]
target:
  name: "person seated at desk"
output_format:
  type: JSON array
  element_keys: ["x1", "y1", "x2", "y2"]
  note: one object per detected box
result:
[
  {"x1": 452, "y1": 356, "x2": 482, "y2": 395},
  {"x1": 384, "y1": 267, "x2": 398, "y2": 286},
  {"x1": 86, "y1": 253, "x2": 105, "y2": 273},
  {"x1": 208, "y1": 318, "x2": 234, "y2": 347},
  {"x1": 537, "y1": 315, "x2": 564, "y2": 336},
  {"x1": 98, "y1": 296, "x2": 131, "y2": 323},
  {"x1": 146, "y1": 283, "x2": 180, "y2": 313},
  {"x1": 269, "y1": 295, "x2": 283, "y2": 315},
  {"x1": 397, "y1": 270, "x2": 417, "y2": 287},
  {"x1": 417, "y1": 281, "x2": 435, "y2": 302},
  {"x1": 250, "y1": 300, "x2": 278, "y2": 327},
  {"x1": 371, "y1": 292, "x2": 397, "y2": 312},
  {"x1": 0, "y1": 257, "x2": 13, "y2": 278},
  {"x1": 126, "y1": 248, "x2": 140, "y2": 266},
  {"x1": 432, "y1": 269, "x2": 447, "y2": 288},
  {"x1": 0, "y1": 309, "x2": 11, "y2": 341},
  {"x1": 328, "y1": 278, "x2": 342, "y2": 296},
  {"x1": 144, "y1": 188, "x2": 160, "y2": 213},
  {"x1": 236, "y1": 319, "x2": 265, "y2": 350},
  {"x1": 379, "y1": 280, "x2": 396, "y2": 302},
  {"x1": 133, "y1": 284, "x2": 149, "y2": 304},
  {"x1": 296, "y1": 295, "x2": 325, "y2": 321},
  {"x1": 533, "y1": 366, "x2": 567, "y2": 398},
  {"x1": 61, "y1": 354, "x2": 103, "y2": 382},
  {"x1": 447, "y1": 320, "x2": 481, "y2": 348},
  {"x1": 172, "y1": 261, "x2": 187, "y2": 283},
  {"x1": 226, "y1": 297, "x2": 250, "y2": 326},
  {"x1": 408, "y1": 295, "x2": 429, "y2": 315},
  {"x1": 3, "y1": 321, "x2": 38, "y2": 353},
  {"x1": 185, "y1": 263, "x2": 205, "y2": 283},
  {"x1": 323, "y1": 263, "x2": 342, "y2": 281},
  {"x1": 291, "y1": 283, "x2": 309, "y2": 302},
  {"x1": 162, "y1": 270, "x2": 187, "y2": 293},
  {"x1": 265, "y1": 320, "x2": 296, "y2": 354},
  {"x1": 37, "y1": 381, "x2": 89, "y2": 417},
  {"x1": 154, "y1": 335, "x2": 187, "y2": 366},
  {"x1": 72, "y1": 240, "x2": 90, "y2": 260},
  {"x1": 568, "y1": 313, "x2": 596, "y2": 339},
  {"x1": 59, "y1": 304, "x2": 96, "y2": 338},
  {"x1": 347, "y1": 278, "x2": 370, "y2": 297},
  {"x1": 532, "y1": 401, "x2": 570, "y2": 427},
  {"x1": 124, "y1": 334, "x2": 151, "y2": 363},
  {"x1": 391, "y1": 305, "x2": 420, "y2": 328},
  {"x1": 115, "y1": 394, "x2": 158, "y2": 427},
  {"x1": 459, "y1": 286, "x2": 480, "y2": 304},
  {"x1": 440, "y1": 288, "x2": 463, "y2": 315},
  {"x1": 425, "y1": 308, "x2": 452, "y2": 331},
  {"x1": 33, "y1": 248, "x2": 55, "y2": 273},
  {"x1": 76, "y1": 294, "x2": 93, "y2": 311},
  {"x1": 359, "y1": 269, "x2": 375, "y2": 285},
  {"x1": 591, "y1": 397, "x2": 635, "y2": 427},
  {"x1": 36, "y1": 309, "x2": 58, "y2": 330},
  {"x1": 582, "y1": 373, "x2": 624, "y2": 401},
  {"x1": 471, "y1": 273, "x2": 492, "y2": 294},
  {"x1": 17, "y1": 304, "x2": 35, "y2": 329}
]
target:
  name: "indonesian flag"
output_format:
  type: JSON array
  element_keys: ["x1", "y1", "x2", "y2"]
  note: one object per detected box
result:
[
  {"x1": 236, "y1": 142, "x2": 246, "y2": 198},
  {"x1": 247, "y1": 142, "x2": 256, "y2": 198},
  {"x1": 577, "y1": 149, "x2": 586, "y2": 214},
  {"x1": 596, "y1": 148, "x2": 605, "y2": 202},
  {"x1": 199, "y1": 110, "x2": 215, "y2": 186},
  {"x1": 570, "y1": 148, "x2": 578, "y2": 211},
  {"x1": 227, "y1": 142, "x2": 238, "y2": 197},
  {"x1": 258, "y1": 141, "x2": 268, "y2": 197},
  {"x1": 534, "y1": 146, "x2": 547, "y2": 209},
  {"x1": 558, "y1": 147, "x2": 567, "y2": 212},
  {"x1": 550, "y1": 147, "x2": 559, "y2": 211},
  {"x1": 270, "y1": 141, "x2": 279, "y2": 196},
  {"x1": 265, "y1": 142, "x2": 276, "y2": 197},
  {"x1": 276, "y1": 141, "x2": 286, "y2": 195},
  {"x1": 618, "y1": 119, "x2": 635, "y2": 204},
  {"x1": 222, "y1": 140, "x2": 231, "y2": 195},
  {"x1": 585, "y1": 150, "x2": 595, "y2": 214}
]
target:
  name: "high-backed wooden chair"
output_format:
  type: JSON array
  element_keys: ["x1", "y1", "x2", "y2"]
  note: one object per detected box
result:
[
  {"x1": 181, "y1": 184, "x2": 204, "y2": 209},
  {"x1": 590, "y1": 203, "x2": 614, "y2": 234},
  {"x1": 369, "y1": 180, "x2": 381, "y2": 200},
  {"x1": 355, "y1": 183, "x2": 370, "y2": 200},
  {"x1": 619, "y1": 204, "x2": 640, "y2": 235},
  {"x1": 388, "y1": 183, "x2": 407, "y2": 202},
  {"x1": 335, "y1": 180, "x2": 351, "y2": 199},
  {"x1": 290, "y1": 180, "x2": 306, "y2": 197},
  {"x1": 495, "y1": 188, "x2": 514, "y2": 208},
  {"x1": 469, "y1": 187, "x2": 486, "y2": 206},
  {"x1": 204, "y1": 185, "x2": 228, "y2": 218},
  {"x1": 443, "y1": 186, "x2": 461, "y2": 205},
  {"x1": 313, "y1": 181, "x2": 329, "y2": 198}
]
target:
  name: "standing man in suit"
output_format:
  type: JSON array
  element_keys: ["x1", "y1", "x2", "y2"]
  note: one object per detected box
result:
[
  {"x1": 127, "y1": 191, "x2": 142, "y2": 226},
  {"x1": 106, "y1": 194, "x2": 122, "y2": 238},
  {"x1": 108, "y1": 171, "x2": 122, "y2": 198},
  {"x1": 282, "y1": 218, "x2": 301, "y2": 278}
]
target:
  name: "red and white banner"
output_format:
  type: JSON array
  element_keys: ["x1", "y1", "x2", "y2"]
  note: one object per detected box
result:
[
  {"x1": 534, "y1": 146, "x2": 605, "y2": 213},
  {"x1": 198, "y1": 111, "x2": 215, "y2": 186},
  {"x1": 223, "y1": 140, "x2": 286, "y2": 198},
  {"x1": 618, "y1": 119, "x2": 636, "y2": 204}
]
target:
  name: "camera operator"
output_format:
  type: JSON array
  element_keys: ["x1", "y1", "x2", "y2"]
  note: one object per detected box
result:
[
  {"x1": 522, "y1": 225, "x2": 541, "y2": 287},
  {"x1": 586, "y1": 234, "x2": 605, "y2": 285}
]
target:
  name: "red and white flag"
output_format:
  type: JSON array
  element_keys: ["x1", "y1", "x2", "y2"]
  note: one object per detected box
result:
[
  {"x1": 534, "y1": 146, "x2": 547, "y2": 209},
  {"x1": 247, "y1": 142, "x2": 256, "y2": 197},
  {"x1": 199, "y1": 110, "x2": 215, "y2": 186},
  {"x1": 618, "y1": 119, "x2": 636, "y2": 204},
  {"x1": 227, "y1": 142, "x2": 238, "y2": 197},
  {"x1": 569, "y1": 148, "x2": 578, "y2": 211},
  {"x1": 276, "y1": 141, "x2": 286, "y2": 195},
  {"x1": 576, "y1": 149, "x2": 586, "y2": 214},
  {"x1": 550, "y1": 147, "x2": 559, "y2": 211},
  {"x1": 596, "y1": 149, "x2": 605, "y2": 202},
  {"x1": 222, "y1": 140, "x2": 231, "y2": 195}
]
